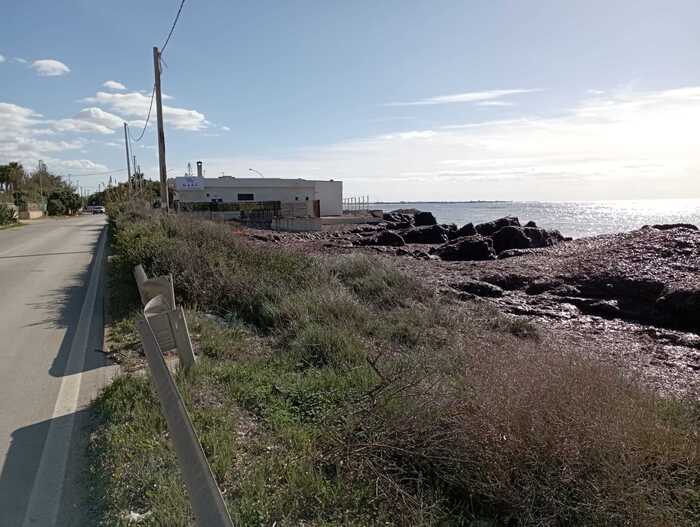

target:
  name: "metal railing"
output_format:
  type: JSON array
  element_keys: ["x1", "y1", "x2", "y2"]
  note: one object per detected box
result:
[
  {"x1": 133, "y1": 265, "x2": 234, "y2": 527},
  {"x1": 342, "y1": 195, "x2": 371, "y2": 212}
]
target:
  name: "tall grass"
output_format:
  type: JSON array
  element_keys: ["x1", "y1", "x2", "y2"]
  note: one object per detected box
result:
[{"x1": 91, "y1": 209, "x2": 700, "y2": 526}]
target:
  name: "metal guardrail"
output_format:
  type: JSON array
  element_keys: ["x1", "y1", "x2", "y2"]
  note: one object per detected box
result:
[
  {"x1": 133, "y1": 265, "x2": 234, "y2": 527},
  {"x1": 136, "y1": 316, "x2": 234, "y2": 527}
]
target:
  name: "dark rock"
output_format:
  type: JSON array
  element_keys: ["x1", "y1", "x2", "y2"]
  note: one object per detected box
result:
[
  {"x1": 414, "y1": 210, "x2": 438, "y2": 226},
  {"x1": 492, "y1": 226, "x2": 531, "y2": 253},
  {"x1": 475, "y1": 216, "x2": 520, "y2": 236},
  {"x1": 651, "y1": 223, "x2": 699, "y2": 231},
  {"x1": 526, "y1": 280, "x2": 562, "y2": 295},
  {"x1": 498, "y1": 248, "x2": 536, "y2": 259},
  {"x1": 442, "y1": 223, "x2": 459, "y2": 239},
  {"x1": 455, "y1": 222, "x2": 477, "y2": 238},
  {"x1": 375, "y1": 230, "x2": 406, "y2": 246},
  {"x1": 452, "y1": 279, "x2": 504, "y2": 298},
  {"x1": 523, "y1": 227, "x2": 549, "y2": 247},
  {"x1": 524, "y1": 220, "x2": 538, "y2": 228},
  {"x1": 479, "y1": 272, "x2": 529, "y2": 290},
  {"x1": 560, "y1": 297, "x2": 621, "y2": 318},
  {"x1": 403, "y1": 224, "x2": 449, "y2": 244},
  {"x1": 357, "y1": 230, "x2": 405, "y2": 247},
  {"x1": 547, "y1": 229, "x2": 567, "y2": 243},
  {"x1": 432, "y1": 235, "x2": 496, "y2": 261},
  {"x1": 383, "y1": 212, "x2": 414, "y2": 225},
  {"x1": 655, "y1": 287, "x2": 700, "y2": 329},
  {"x1": 550, "y1": 284, "x2": 582, "y2": 297},
  {"x1": 395, "y1": 248, "x2": 411, "y2": 256}
]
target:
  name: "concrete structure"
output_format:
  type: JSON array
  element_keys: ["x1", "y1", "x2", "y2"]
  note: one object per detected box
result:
[{"x1": 173, "y1": 176, "x2": 343, "y2": 216}]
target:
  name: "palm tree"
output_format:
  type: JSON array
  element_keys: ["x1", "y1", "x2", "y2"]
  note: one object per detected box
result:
[{"x1": 6, "y1": 162, "x2": 25, "y2": 191}]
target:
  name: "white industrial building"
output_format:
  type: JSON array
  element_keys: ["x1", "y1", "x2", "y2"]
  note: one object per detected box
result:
[{"x1": 173, "y1": 176, "x2": 343, "y2": 216}]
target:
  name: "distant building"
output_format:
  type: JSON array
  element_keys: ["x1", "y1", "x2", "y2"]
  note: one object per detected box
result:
[{"x1": 173, "y1": 176, "x2": 343, "y2": 216}]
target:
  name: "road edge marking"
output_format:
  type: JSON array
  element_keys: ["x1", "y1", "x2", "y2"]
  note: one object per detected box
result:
[{"x1": 21, "y1": 225, "x2": 107, "y2": 526}]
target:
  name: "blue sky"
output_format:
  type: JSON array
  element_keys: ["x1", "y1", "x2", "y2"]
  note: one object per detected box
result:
[{"x1": 1, "y1": 0, "x2": 699, "y2": 200}]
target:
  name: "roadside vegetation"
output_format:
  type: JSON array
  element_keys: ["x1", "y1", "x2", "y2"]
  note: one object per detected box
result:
[
  {"x1": 0, "y1": 202, "x2": 19, "y2": 228},
  {"x1": 0, "y1": 161, "x2": 82, "y2": 216},
  {"x1": 90, "y1": 200, "x2": 700, "y2": 526}
]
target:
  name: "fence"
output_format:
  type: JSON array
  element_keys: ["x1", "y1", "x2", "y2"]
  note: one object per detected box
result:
[
  {"x1": 342, "y1": 196, "x2": 371, "y2": 212},
  {"x1": 132, "y1": 265, "x2": 234, "y2": 527}
]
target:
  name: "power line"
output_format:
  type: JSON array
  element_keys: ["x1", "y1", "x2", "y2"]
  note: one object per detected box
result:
[
  {"x1": 129, "y1": 85, "x2": 156, "y2": 142},
  {"x1": 59, "y1": 168, "x2": 125, "y2": 178},
  {"x1": 128, "y1": 0, "x2": 187, "y2": 145},
  {"x1": 161, "y1": 0, "x2": 187, "y2": 55}
]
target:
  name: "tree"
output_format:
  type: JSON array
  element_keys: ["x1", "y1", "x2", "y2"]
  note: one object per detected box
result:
[{"x1": 47, "y1": 198, "x2": 66, "y2": 216}]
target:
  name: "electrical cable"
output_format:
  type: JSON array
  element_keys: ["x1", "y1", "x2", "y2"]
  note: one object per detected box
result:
[
  {"x1": 129, "y1": 85, "x2": 156, "y2": 142},
  {"x1": 161, "y1": 0, "x2": 187, "y2": 55}
]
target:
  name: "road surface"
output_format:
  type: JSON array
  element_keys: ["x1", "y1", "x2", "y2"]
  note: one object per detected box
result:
[{"x1": 0, "y1": 215, "x2": 115, "y2": 526}]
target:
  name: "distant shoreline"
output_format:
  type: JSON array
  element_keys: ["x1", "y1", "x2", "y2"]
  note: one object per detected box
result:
[{"x1": 372, "y1": 200, "x2": 511, "y2": 204}]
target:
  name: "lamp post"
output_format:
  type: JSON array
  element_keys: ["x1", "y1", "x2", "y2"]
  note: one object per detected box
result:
[{"x1": 248, "y1": 168, "x2": 264, "y2": 178}]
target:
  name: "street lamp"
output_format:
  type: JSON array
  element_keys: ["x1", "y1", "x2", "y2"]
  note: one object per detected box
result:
[{"x1": 248, "y1": 168, "x2": 264, "y2": 178}]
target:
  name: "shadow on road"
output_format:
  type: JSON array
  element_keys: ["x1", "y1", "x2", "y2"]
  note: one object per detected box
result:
[
  {"x1": 19, "y1": 227, "x2": 108, "y2": 377},
  {"x1": 0, "y1": 226, "x2": 112, "y2": 525},
  {"x1": 0, "y1": 409, "x2": 94, "y2": 527}
]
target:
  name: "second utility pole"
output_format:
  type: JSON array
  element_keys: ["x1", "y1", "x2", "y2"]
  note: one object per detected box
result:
[
  {"x1": 153, "y1": 46, "x2": 169, "y2": 212},
  {"x1": 123, "y1": 122, "x2": 132, "y2": 196}
]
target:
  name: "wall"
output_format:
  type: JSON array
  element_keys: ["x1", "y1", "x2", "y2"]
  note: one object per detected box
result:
[
  {"x1": 175, "y1": 178, "x2": 315, "y2": 204},
  {"x1": 313, "y1": 181, "x2": 342, "y2": 216},
  {"x1": 174, "y1": 177, "x2": 343, "y2": 217},
  {"x1": 272, "y1": 217, "x2": 322, "y2": 232}
]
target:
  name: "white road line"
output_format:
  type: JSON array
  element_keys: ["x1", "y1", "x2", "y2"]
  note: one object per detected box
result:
[{"x1": 21, "y1": 227, "x2": 106, "y2": 527}]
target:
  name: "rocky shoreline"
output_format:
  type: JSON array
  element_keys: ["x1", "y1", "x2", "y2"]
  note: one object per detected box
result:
[{"x1": 243, "y1": 211, "x2": 700, "y2": 397}]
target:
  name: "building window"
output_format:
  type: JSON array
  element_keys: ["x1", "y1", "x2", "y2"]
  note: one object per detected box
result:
[
  {"x1": 295, "y1": 196, "x2": 299, "y2": 201},
  {"x1": 305, "y1": 196, "x2": 309, "y2": 201},
  {"x1": 237, "y1": 193, "x2": 254, "y2": 201}
]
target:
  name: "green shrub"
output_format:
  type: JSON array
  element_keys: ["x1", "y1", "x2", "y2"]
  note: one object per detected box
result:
[
  {"x1": 0, "y1": 203, "x2": 17, "y2": 225},
  {"x1": 47, "y1": 198, "x2": 66, "y2": 216}
]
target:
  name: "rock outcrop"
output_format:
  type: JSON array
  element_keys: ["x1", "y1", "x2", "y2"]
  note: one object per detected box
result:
[
  {"x1": 414, "y1": 210, "x2": 438, "y2": 226},
  {"x1": 475, "y1": 216, "x2": 520, "y2": 236},
  {"x1": 431, "y1": 235, "x2": 496, "y2": 261},
  {"x1": 402, "y1": 224, "x2": 449, "y2": 244}
]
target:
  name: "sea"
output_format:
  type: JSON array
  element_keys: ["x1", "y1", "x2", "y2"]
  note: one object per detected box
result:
[{"x1": 371, "y1": 200, "x2": 700, "y2": 239}]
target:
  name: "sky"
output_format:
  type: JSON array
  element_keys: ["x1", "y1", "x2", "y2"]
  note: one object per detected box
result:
[{"x1": 1, "y1": 0, "x2": 699, "y2": 201}]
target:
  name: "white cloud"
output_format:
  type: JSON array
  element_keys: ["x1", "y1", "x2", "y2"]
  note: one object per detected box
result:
[
  {"x1": 83, "y1": 90, "x2": 208, "y2": 131},
  {"x1": 221, "y1": 126, "x2": 231, "y2": 132},
  {"x1": 31, "y1": 59, "x2": 70, "y2": 76},
  {"x1": 0, "y1": 101, "x2": 104, "y2": 171},
  {"x1": 103, "y1": 80, "x2": 126, "y2": 90},
  {"x1": 13, "y1": 57, "x2": 27, "y2": 64},
  {"x1": 51, "y1": 107, "x2": 124, "y2": 135},
  {"x1": 202, "y1": 86, "x2": 700, "y2": 201},
  {"x1": 0, "y1": 54, "x2": 5, "y2": 63},
  {"x1": 386, "y1": 89, "x2": 539, "y2": 106}
]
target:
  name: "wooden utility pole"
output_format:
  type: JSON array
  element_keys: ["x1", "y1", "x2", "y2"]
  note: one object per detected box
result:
[
  {"x1": 153, "y1": 46, "x2": 169, "y2": 211},
  {"x1": 123, "y1": 123, "x2": 132, "y2": 195}
]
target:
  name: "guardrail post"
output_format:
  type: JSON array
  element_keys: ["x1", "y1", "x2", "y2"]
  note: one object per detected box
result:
[
  {"x1": 168, "y1": 305, "x2": 196, "y2": 370},
  {"x1": 135, "y1": 266, "x2": 195, "y2": 370}
]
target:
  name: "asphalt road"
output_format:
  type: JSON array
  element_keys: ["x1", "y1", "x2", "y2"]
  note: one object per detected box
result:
[{"x1": 0, "y1": 215, "x2": 115, "y2": 526}]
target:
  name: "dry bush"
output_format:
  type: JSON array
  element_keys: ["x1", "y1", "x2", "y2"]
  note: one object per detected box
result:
[{"x1": 338, "y1": 324, "x2": 700, "y2": 526}]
